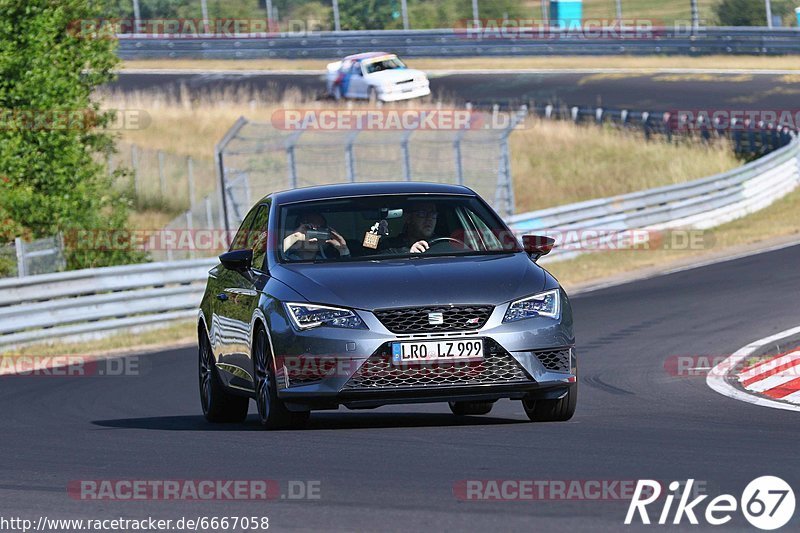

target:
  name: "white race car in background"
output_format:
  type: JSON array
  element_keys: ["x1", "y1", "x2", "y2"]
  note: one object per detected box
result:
[{"x1": 326, "y1": 52, "x2": 431, "y2": 103}]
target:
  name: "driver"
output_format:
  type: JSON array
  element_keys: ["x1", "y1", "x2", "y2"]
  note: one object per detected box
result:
[
  {"x1": 381, "y1": 202, "x2": 439, "y2": 254},
  {"x1": 283, "y1": 212, "x2": 350, "y2": 261}
]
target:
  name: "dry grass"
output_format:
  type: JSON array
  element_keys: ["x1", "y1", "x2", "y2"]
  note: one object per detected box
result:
[
  {"x1": 104, "y1": 91, "x2": 740, "y2": 213},
  {"x1": 0, "y1": 320, "x2": 196, "y2": 358},
  {"x1": 510, "y1": 120, "x2": 738, "y2": 210},
  {"x1": 122, "y1": 55, "x2": 800, "y2": 73}
]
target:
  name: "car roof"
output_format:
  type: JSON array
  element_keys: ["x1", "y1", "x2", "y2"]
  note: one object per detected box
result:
[
  {"x1": 266, "y1": 182, "x2": 475, "y2": 205},
  {"x1": 343, "y1": 52, "x2": 394, "y2": 61}
]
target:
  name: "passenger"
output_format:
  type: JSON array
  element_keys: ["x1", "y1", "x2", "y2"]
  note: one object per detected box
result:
[{"x1": 283, "y1": 212, "x2": 349, "y2": 261}]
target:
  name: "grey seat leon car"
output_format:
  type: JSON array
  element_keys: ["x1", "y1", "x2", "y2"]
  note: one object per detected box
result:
[{"x1": 198, "y1": 182, "x2": 576, "y2": 429}]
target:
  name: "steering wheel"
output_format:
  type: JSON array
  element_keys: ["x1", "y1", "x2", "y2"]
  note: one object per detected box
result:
[{"x1": 426, "y1": 237, "x2": 470, "y2": 252}]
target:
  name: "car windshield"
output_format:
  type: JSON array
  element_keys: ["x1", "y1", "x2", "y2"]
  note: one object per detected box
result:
[
  {"x1": 364, "y1": 57, "x2": 407, "y2": 74},
  {"x1": 279, "y1": 194, "x2": 521, "y2": 264}
]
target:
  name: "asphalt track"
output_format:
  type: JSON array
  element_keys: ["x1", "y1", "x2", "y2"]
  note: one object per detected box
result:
[
  {"x1": 111, "y1": 71, "x2": 800, "y2": 111},
  {"x1": 2, "y1": 243, "x2": 799, "y2": 531}
]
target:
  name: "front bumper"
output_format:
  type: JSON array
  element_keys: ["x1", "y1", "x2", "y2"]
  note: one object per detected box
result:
[
  {"x1": 271, "y1": 301, "x2": 576, "y2": 410},
  {"x1": 379, "y1": 84, "x2": 431, "y2": 102}
]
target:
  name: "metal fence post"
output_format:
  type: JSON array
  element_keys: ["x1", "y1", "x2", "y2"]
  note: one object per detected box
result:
[
  {"x1": 453, "y1": 139, "x2": 463, "y2": 185},
  {"x1": 332, "y1": 0, "x2": 341, "y2": 31},
  {"x1": 401, "y1": 0, "x2": 409, "y2": 30},
  {"x1": 345, "y1": 130, "x2": 360, "y2": 183},
  {"x1": 285, "y1": 130, "x2": 304, "y2": 189},
  {"x1": 453, "y1": 128, "x2": 467, "y2": 186},
  {"x1": 494, "y1": 106, "x2": 526, "y2": 218},
  {"x1": 14, "y1": 237, "x2": 26, "y2": 278},
  {"x1": 401, "y1": 130, "x2": 413, "y2": 181},
  {"x1": 215, "y1": 117, "x2": 248, "y2": 240}
]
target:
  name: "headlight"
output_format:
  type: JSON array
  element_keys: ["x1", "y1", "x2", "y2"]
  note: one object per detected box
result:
[
  {"x1": 503, "y1": 289, "x2": 561, "y2": 323},
  {"x1": 286, "y1": 303, "x2": 367, "y2": 330}
]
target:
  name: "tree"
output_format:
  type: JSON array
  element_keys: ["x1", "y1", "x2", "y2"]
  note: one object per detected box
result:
[
  {"x1": 714, "y1": 0, "x2": 795, "y2": 26},
  {"x1": 0, "y1": 0, "x2": 144, "y2": 269}
]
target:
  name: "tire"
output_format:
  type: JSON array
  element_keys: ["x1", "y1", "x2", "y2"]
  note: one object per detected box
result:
[
  {"x1": 253, "y1": 327, "x2": 309, "y2": 430},
  {"x1": 199, "y1": 329, "x2": 249, "y2": 423},
  {"x1": 448, "y1": 400, "x2": 494, "y2": 416},
  {"x1": 368, "y1": 87, "x2": 379, "y2": 104},
  {"x1": 332, "y1": 85, "x2": 343, "y2": 101},
  {"x1": 522, "y1": 383, "x2": 577, "y2": 422}
]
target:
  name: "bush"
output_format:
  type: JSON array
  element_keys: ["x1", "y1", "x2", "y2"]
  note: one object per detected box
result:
[
  {"x1": 714, "y1": 0, "x2": 796, "y2": 26},
  {"x1": 0, "y1": 0, "x2": 146, "y2": 269}
]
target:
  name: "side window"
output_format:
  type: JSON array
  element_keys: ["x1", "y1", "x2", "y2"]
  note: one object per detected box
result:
[
  {"x1": 229, "y1": 207, "x2": 260, "y2": 251},
  {"x1": 249, "y1": 204, "x2": 271, "y2": 271}
]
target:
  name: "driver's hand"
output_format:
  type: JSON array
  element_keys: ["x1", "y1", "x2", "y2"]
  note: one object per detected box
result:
[{"x1": 410, "y1": 240, "x2": 429, "y2": 254}]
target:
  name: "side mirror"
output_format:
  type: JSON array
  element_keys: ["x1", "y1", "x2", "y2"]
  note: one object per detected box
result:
[
  {"x1": 522, "y1": 235, "x2": 555, "y2": 262},
  {"x1": 219, "y1": 249, "x2": 253, "y2": 271}
]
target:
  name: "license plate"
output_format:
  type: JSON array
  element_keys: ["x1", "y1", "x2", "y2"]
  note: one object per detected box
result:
[{"x1": 391, "y1": 339, "x2": 484, "y2": 365}]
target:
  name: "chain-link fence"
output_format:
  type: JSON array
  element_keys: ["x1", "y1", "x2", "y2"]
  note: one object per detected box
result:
[
  {"x1": 529, "y1": 104, "x2": 799, "y2": 160},
  {"x1": 152, "y1": 101, "x2": 798, "y2": 262},
  {"x1": 107, "y1": 143, "x2": 217, "y2": 214},
  {"x1": 151, "y1": 106, "x2": 525, "y2": 261},
  {"x1": 215, "y1": 106, "x2": 526, "y2": 236},
  {"x1": 0, "y1": 234, "x2": 66, "y2": 278}
]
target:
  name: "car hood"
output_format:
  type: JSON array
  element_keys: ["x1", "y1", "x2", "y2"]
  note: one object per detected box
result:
[
  {"x1": 271, "y1": 253, "x2": 546, "y2": 310},
  {"x1": 365, "y1": 68, "x2": 426, "y2": 83}
]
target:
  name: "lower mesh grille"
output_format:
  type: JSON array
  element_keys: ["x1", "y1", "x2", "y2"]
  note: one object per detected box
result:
[
  {"x1": 534, "y1": 348, "x2": 572, "y2": 372},
  {"x1": 343, "y1": 341, "x2": 532, "y2": 390}
]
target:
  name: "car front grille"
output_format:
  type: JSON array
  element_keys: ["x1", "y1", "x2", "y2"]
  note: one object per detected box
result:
[
  {"x1": 534, "y1": 348, "x2": 572, "y2": 373},
  {"x1": 342, "y1": 340, "x2": 532, "y2": 390},
  {"x1": 373, "y1": 305, "x2": 494, "y2": 334}
]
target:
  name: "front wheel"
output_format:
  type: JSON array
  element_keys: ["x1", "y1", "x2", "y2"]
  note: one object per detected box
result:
[
  {"x1": 449, "y1": 400, "x2": 494, "y2": 416},
  {"x1": 253, "y1": 328, "x2": 309, "y2": 430},
  {"x1": 522, "y1": 383, "x2": 577, "y2": 422},
  {"x1": 199, "y1": 330, "x2": 249, "y2": 423}
]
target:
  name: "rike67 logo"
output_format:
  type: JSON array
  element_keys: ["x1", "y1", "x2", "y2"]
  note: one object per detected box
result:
[{"x1": 625, "y1": 477, "x2": 795, "y2": 530}]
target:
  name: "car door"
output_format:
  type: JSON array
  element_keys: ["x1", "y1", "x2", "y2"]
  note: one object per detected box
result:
[
  {"x1": 346, "y1": 61, "x2": 369, "y2": 98},
  {"x1": 213, "y1": 203, "x2": 271, "y2": 390}
]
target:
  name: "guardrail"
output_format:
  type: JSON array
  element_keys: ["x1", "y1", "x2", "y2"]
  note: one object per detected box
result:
[
  {"x1": 116, "y1": 26, "x2": 800, "y2": 59},
  {"x1": 1, "y1": 138, "x2": 798, "y2": 349},
  {"x1": 0, "y1": 259, "x2": 215, "y2": 348}
]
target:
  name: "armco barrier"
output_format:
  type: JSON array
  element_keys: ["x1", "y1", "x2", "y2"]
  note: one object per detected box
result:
[
  {"x1": 0, "y1": 259, "x2": 215, "y2": 348},
  {"x1": 116, "y1": 27, "x2": 800, "y2": 60},
  {"x1": 0, "y1": 138, "x2": 798, "y2": 348}
]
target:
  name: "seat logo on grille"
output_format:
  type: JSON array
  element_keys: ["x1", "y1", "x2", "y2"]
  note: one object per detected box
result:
[{"x1": 428, "y1": 312, "x2": 444, "y2": 325}]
